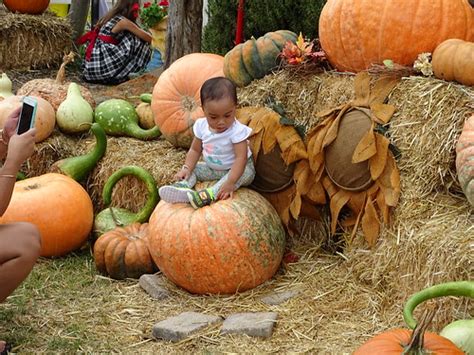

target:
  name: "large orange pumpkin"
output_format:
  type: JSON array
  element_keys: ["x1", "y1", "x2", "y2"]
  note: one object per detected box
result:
[
  {"x1": 0, "y1": 95, "x2": 56, "y2": 142},
  {"x1": 151, "y1": 53, "x2": 224, "y2": 148},
  {"x1": 0, "y1": 173, "x2": 94, "y2": 257},
  {"x1": 319, "y1": 0, "x2": 474, "y2": 73},
  {"x1": 354, "y1": 329, "x2": 463, "y2": 354},
  {"x1": 147, "y1": 187, "x2": 286, "y2": 294},
  {"x1": 3, "y1": 0, "x2": 50, "y2": 14},
  {"x1": 456, "y1": 115, "x2": 474, "y2": 206},
  {"x1": 432, "y1": 39, "x2": 474, "y2": 87}
]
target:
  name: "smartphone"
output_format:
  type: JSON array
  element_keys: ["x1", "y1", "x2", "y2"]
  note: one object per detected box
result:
[{"x1": 17, "y1": 96, "x2": 37, "y2": 135}]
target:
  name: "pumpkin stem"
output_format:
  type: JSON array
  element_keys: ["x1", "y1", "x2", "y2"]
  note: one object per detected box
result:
[
  {"x1": 403, "y1": 308, "x2": 436, "y2": 354},
  {"x1": 55, "y1": 52, "x2": 75, "y2": 84},
  {"x1": 403, "y1": 281, "x2": 474, "y2": 329}
]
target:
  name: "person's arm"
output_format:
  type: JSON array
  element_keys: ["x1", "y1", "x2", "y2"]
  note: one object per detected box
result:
[
  {"x1": 217, "y1": 141, "x2": 248, "y2": 200},
  {"x1": 112, "y1": 18, "x2": 152, "y2": 43},
  {"x1": 175, "y1": 137, "x2": 203, "y2": 180}
]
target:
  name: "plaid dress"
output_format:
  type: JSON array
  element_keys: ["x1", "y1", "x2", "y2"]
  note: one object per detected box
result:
[{"x1": 81, "y1": 16, "x2": 152, "y2": 84}]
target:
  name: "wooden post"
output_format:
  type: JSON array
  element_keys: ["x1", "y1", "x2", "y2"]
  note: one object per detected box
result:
[
  {"x1": 235, "y1": 0, "x2": 245, "y2": 45},
  {"x1": 91, "y1": 0, "x2": 100, "y2": 27}
]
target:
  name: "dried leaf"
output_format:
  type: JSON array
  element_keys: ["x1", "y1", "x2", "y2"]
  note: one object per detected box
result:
[
  {"x1": 322, "y1": 107, "x2": 349, "y2": 147},
  {"x1": 300, "y1": 199, "x2": 322, "y2": 220},
  {"x1": 261, "y1": 112, "x2": 281, "y2": 154},
  {"x1": 369, "y1": 75, "x2": 399, "y2": 105},
  {"x1": 305, "y1": 179, "x2": 327, "y2": 205},
  {"x1": 352, "y1": 72, "x2": 371, "y2": 107},
  {"x1": 277, "y1": 126, "x2": 308, "y2": 164},
  {"x1": 369, "y1": 133, "x2": 390, "y2": 180},
  {"x1": 376, "y1": 189, "x2": 390, "y2": 224},
  {"x1": 329, "y1": 189, "x2": 351, "y2": 234},
  {"x1": 322, "y1": 176, "x2": 338, "y2": 198},
  {"x1": 352, "y1": 124, "x2": 377, "y2": 163},
  {"x1": 376, "y1": 152, "x2": 400, "y2": 206},
  {"x1": 347, "y1": 191, "x2": 367, "y2": 214},
  {"x1": 289, "y1": 192, "x2": 302, "y2": 220},
  {"x1": 294, "y1": 160, "x2": 311, "y2": 195},
  {"x1": 361, "y1": 197, "x2": 380, "y2": 247},
  {"x1": 249, "y1": 129, "x2": 263, "y2": 158},
  {"x1": 371, "y1": 103, "x2": 396, "y2": 124}
]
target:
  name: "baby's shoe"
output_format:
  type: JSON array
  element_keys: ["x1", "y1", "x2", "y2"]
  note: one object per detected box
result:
[
  {"x1": 159, "y1": 181, "x2": 193, "y2": 203},
  {"x1": 187, "y1": 188, "x2": 215, "y2": 209}
]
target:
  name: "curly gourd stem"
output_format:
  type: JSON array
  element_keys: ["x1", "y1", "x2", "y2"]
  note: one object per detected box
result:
[
  {"x1": 102, "y1": 165, "x2": 159, "y2": 223},
  {"x1": 55, "y1": 51, "x2": 75, "y2": 84},
  {"x1": 403, "y1": 281, "x2": 474, "y2": 329}
]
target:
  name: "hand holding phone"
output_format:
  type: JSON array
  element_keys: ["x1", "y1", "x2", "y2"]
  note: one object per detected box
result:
[{"x1": 17, "y1": 96, "x2": 37, "y2": 135}]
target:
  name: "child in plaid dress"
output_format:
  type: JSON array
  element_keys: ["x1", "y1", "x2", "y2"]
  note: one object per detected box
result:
[
  {"x1": 79, "y1": 0, "x2": 152, "y2": 85},
  {"x1": 159, "y1": 77, "x2": 256, "y2": 209}
]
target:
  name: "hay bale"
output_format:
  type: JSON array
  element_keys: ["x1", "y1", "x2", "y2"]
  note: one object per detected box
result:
[
  {"x1": 240, "y1": 71, "x2": 474, "y2": 198},
  {"x1": 0, "y1": 8, "x2": 72, "y2": 70},
  {"x1": 88, "y1": 137, "x2": 185, "y2": 212},
  {"x1": 26, "y1": 132, "x2": 185, "y2": 212}
]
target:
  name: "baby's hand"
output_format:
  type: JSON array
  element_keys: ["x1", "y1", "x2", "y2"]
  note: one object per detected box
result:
[
  {"x1": 217, "y1": 181, "x2": 235, "y2": 200},
  {"x1": 174, "y1": 167, "x2": 189, "y2": 181}
]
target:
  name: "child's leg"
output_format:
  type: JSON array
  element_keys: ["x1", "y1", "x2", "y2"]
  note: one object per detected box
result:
[
  {"x1": 0, "y1": 222, "x2": 41, "y2": 303},
  {"x1": 210, "y1": 158, "x2": 256, "y2": 196}
]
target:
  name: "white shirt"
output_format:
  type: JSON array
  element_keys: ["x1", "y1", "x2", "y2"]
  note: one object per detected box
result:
[{"x1": 193, "y1": 118, "x2": 252, "y2": 170}]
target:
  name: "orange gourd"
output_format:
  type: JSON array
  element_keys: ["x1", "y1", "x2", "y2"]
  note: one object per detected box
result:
[
  {"x1": 354, "y1": 329, "x2": 463, "y2": 354},
  {"x1": 0, "y1": 174, "x2": 94, "y2": 257},
  {"x1": 432, "y1": 39, "x2": 474, "y2": 87},
  {"x1": 456, "y1": 115, "x2": 474, "y2": 206},
  {"x1": 93, "y1": 223, "x2": 158, "y2": 280},
  {"x1": 319, "y1": 0, "x2": 474, "y2": 73},
  {"x1": 0, "y1": 95, "x2": 56, "y2": 142},
  {"x1": 3, "y1": 0, "x2": 50, "y2": 14},
  {"x1": 151, "y1": 53, "x2": 224, "y2": 148},
  {"x1": 147, "y1": 187, "x2": 286, "y2": 294}
]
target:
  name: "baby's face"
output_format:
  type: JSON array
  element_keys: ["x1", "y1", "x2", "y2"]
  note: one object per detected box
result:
[{"x1": 202, "y1": 97, "x2": 236, "y2": 133}]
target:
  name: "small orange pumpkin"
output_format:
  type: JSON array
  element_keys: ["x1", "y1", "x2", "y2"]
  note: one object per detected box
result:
[
  {"x1": 148, "y1": 186, "x2": 286, "y2": 294},
  {"x1": 354, "y1": 329, "x2": 463, "y2": 355},
  {"x1": 151, "y1": 53, "x2": 224, "y2": 148},
  {"x1": 93, "y1": 223, "x2": 158, "y2": 280},
  {"x1": 3, "y1": 0, "x2": 50, "y2": 14},
  {"x1": 0, "y1": 174, "x2": 94, "y2": 257},
  {"x1": 0, "y1": 95, "x2": 56, "y2": 142},
  {"x1": 432, "y1": 39, "x2": 474, "y2": 87}
]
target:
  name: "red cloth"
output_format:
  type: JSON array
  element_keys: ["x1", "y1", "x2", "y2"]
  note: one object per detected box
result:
[{"x1": 77, "y1": 27, "x2": 119, "y2": 61}]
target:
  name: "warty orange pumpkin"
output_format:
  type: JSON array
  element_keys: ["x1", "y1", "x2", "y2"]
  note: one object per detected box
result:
[
  {"x1": 0, "y1": 173, "x2": 94, "y2": 257},
  {"x1": 432, "y1": 39, "x2": 474, "y2": 87},
  {"x1": 0, "y1": 95, "x2": 56, "y2": 142},
  {"x1": 319, "y1": 0, "x2": 474, "y2": 73},
  {"x1": 3, "y1": 0, "x2": 50, "y2": 14},
  {"x1": 147, "y1": 186, "x2": 286, "y2": 294},
  {"x1": 456, "y1": 115, "x2": 474, "y2": 206},
  {"x1": 151, "y1": 53, "x2": 224, "y2": 148},
  {"x1": 93, "y1": 223, "x2": 158, "y2": 280}
]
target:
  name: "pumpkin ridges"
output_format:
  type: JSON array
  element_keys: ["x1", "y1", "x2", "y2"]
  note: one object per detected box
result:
[
  {"x1": 320, "y1": 0, "x2": 474, "y2": 72},
  {"x1": 3, "y1": 0, "x2": 50, "y2": 14},
  {"x1": 104, "y1": 237, "x2": 129, "y2": 280},
  {"x1": 223, "y1": 44, "x2": 253, "y2": 87}
]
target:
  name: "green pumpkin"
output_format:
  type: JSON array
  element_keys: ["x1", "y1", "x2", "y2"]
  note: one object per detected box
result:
[
  {"x1": 224, "y1": 30, "x2": 297, "y2": 87},
  {"x1": 94, "y1": 99, "x2": 161, "y2": 140}
]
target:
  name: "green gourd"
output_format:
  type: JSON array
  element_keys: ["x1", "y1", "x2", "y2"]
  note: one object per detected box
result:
[
  {"x1": 403, "y1": 280, "x2": 474, "y2": 354},
  {"x1": 51, "y1": 123, "x2": 107, "y2": 181},
  {"x1": 0, "y1": 73, "x2": 13, "y2": 99},
  {"x1": 94, "y1": 99, "x2": 161, "y2": 140},
  {"x1": 139, "y1": 93, "x2": 152, "y2": 103},
  {"x1": 93, "y1": 165, "x2": 159, "y2": 238},
  {"x1": 56, "y1": 82, "x2": 94, "y2": 134}
]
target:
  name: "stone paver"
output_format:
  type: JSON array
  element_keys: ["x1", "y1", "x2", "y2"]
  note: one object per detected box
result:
[
  {"x1": 139, "y1": 274, "x2": 170, "y2": 300},
  {"x1": 221, "y1": 312, "x2": 278, "y2": 338},
  {"x1": 152, "y1": 312, "x2": 222, "y2": 342},
  {"x1": 260, "y1": 290, "x2": 299, "y2": 305}
]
